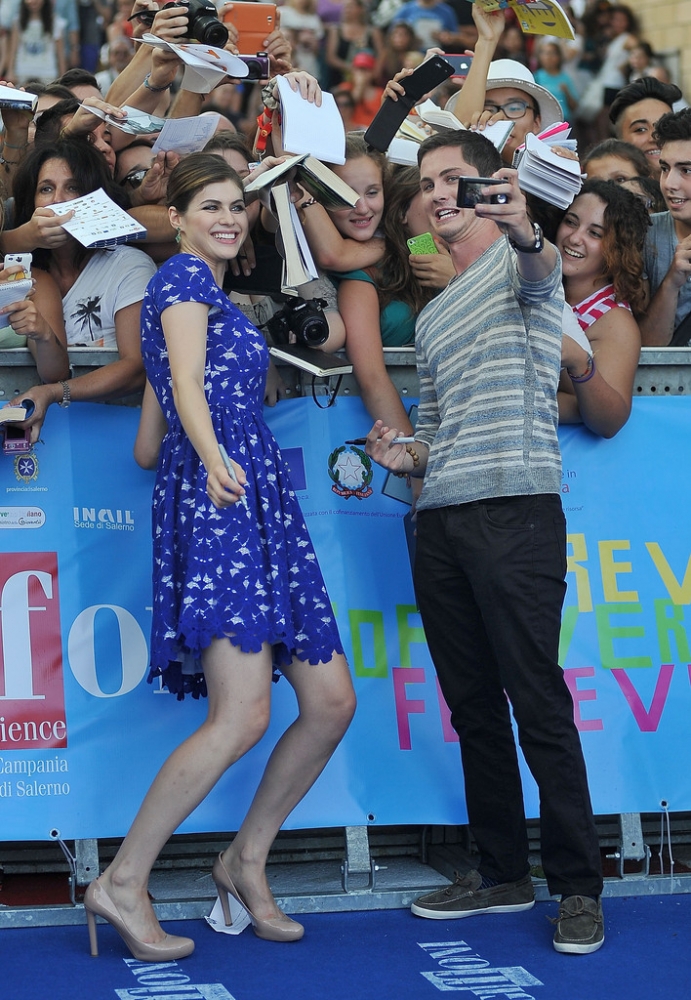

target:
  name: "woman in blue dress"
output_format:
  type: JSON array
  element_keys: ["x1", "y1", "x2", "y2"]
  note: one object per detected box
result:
[{"x1": 84, "y1": 154, "x2": 356, "y2": 962}]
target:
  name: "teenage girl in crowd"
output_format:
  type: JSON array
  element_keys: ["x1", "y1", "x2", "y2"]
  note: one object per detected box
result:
[
  {"x1": 7, "y1": 0, "x2": 65, "y2": 85},
  {"x1": 582, "y1": 138, "x2": 653, "y2": 182},
  {"x1": 297, "y1": 136, "x2": 454, "y2": 432},
  {"x1": 85, "y1": 153, "x2": 355, "y2": 961},
  {"x1": 11, "y1": 138, "x2": 156, "y2": 441},
  {"x1": 557, "y1": 179, "x2": 649, "y2": 438}
]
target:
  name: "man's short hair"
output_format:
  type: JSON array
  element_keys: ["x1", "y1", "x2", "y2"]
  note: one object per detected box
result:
[
  {"x1": 609, "y1": 77, "x2": 682, "y2": 129},
  {"x1": 57, "y1": 68, "x2": 101, "y2": 91},
  {"x1": 418, "y1": 130, "x2": 502, "y2": 178},
  {"x1": 653, "y1": 107, "x2": 691, "y2": 148}
]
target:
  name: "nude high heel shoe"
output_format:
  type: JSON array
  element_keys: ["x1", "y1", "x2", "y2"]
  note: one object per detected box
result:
[
  {"x1": 83, "y1": 878, "x2": 195, "y2": 961},
  {"x1": 211, "y1": 853, "x2": 304, "y2": 942}
]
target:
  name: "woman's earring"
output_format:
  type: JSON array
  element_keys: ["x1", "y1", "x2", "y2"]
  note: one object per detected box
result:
[{"x1": 175, "y1": 226, "x2": 181, "y2": 244}]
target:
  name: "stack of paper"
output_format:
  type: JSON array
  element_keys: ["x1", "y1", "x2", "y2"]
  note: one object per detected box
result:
[
  {"x1": 517, "y1": 132, "x2": 582, "y2": 209},
  {"x1": 514, "y1": 121, "x2": 577, "y2": 157}
]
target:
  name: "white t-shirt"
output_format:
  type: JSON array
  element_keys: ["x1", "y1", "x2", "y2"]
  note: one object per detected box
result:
[{"x1": 63, "y1": 245, "x2": 156, "y2": 348}]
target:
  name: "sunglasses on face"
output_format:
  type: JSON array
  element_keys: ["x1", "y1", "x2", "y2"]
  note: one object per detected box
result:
[
  {"x1": 122, "y1": 167, "x2": 148, "y2": 188},
  {"x1": 484, "y1": 99, "x2": 538, "y2": 120}
]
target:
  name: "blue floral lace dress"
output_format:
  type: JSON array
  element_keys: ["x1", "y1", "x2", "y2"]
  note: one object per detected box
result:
[{"x1": 140, "y1": 253, "x2": 343, "y2": 699}]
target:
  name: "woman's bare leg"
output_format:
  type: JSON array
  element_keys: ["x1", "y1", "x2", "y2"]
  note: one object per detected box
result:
[
  {"x1": 220, "y1": 652, "x2": 355, "y2": 920},
  {"x1": 97, "y1": 639, "x2": 274, "y2": 944}
]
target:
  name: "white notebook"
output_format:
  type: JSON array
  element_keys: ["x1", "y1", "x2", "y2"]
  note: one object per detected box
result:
[
  {"x1": 276, "y1": 76, "x2": 346, "y2": 165},
  {"x1": 517, "y1": 132, "x2": 582, "y2": 209}
]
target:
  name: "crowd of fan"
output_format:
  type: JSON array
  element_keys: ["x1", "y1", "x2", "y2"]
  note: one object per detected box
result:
[{"x1": 0, "y1": 0, "x2": 688, "y2": 445}]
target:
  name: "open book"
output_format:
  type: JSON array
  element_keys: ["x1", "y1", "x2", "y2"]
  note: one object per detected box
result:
[
  {"x1": 244, "y1": 153, "x2": 358, "y2": 210},
  {"x1": 140, "y1": 34, "x2": 249, "y2": 93},
  {"x1": 399, "y1": 116, "x2": 433, "y2": 143},
  {"x1": 0, "y1": 83, "x2": 37, "y2": 111},
  {"x1": 50, "y1": 188, "x2": 147, "y2": 249},
  {"x1": 516, "y1": 132, "x2": 582, "y2": 209},
  {"x1": 269, "y1": 344, "x2": 353, "y2": 377},
  {"x1": 276, "y1": 76, "x2": 346, "y2": 165},
  {"x1": 271, "y1": 182, "x2": 319, "y2": 291},
  {"x1": 415, "y1": 101, "x2": 515, "y2": 152},
  {"x1": 472, "y1": 0, "x2": 575, "y2": 40}
]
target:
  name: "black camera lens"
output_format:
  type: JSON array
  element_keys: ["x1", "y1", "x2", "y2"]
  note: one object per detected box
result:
[
  {"x1": 265, "y1": 297, "x2": 329, "y2": 348},
  {"x1": 190, "y1": 13, "x2": 229, "y2": 47},
  {"x1": 296, "y1": 314, "x2": 329, "y2": 347},
  {"x1": 162, "y1": 0, "x2": 228, "y2": 47}
]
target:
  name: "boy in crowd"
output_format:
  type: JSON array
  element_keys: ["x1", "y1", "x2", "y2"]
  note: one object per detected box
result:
[
  {"x1": 608, "y1": 77, "x2": 683, "y2": 178},
  {"x1": 639, "y1": 108, "x2": 691, "y2": 346}
]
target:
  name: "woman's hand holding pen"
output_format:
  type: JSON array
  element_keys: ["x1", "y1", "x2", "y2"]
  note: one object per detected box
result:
[{"x1": 207, "y1": 445, "x2": 248, "y2": 509}]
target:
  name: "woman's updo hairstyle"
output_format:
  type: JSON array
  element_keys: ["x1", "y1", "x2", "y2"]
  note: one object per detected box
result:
[{"x1": 166, "y1": 153, "x2": 244, "y2": 213}]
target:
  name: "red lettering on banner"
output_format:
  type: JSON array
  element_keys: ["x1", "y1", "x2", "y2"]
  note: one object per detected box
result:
[
  {"x1": 0, "y1": 553, "x2": 67, "y2": 749},
  {"x1": 392, "y1": 666, "x2": 426, "y2": 750},
  {"x1": 563, "y1": 667, "x2": 603, "y2": 732},
  {"x1": 610, "y1": 664, "x2": 674, "y2": 732}
]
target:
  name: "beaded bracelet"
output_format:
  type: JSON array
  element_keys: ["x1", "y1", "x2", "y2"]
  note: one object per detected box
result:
[
  {"x1": 143, "y1": 73, "x2": 173, "y2": 93},
  {"x1": 568, "y1": 355, "x2": 596, "y2": 384},
  {"x1": 299, "y1": 198, "x2": 318, "y2": 210},
  {"x1": 393, "y1": 443, "x2": 420, "y2": 478}
]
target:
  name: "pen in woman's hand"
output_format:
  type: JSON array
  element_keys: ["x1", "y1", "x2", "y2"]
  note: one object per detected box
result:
[{"x1": 218, "y1": 444, "x2": 249, "y2": 508}]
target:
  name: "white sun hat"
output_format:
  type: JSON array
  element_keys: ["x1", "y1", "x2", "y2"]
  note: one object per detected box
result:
[{"x1": 446, "y1": 58, "x2": 563, "y2": 129}]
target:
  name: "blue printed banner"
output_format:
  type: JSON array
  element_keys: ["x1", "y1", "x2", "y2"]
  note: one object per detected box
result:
[{"x1": 0, "y1": 397, "x2": 689, "y2": 841}]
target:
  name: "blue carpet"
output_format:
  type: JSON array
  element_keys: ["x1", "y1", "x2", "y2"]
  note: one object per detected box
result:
[{"x1": 2, "y1": 896, "x2": 688, "y2": 1000}]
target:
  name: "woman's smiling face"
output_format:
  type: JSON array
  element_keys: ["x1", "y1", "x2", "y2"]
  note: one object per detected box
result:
[
  {"x1": 556, "y1": 192, "x2": 608, "y2": 287},
  {"x1": 329, "y1": 156, "x2": 384, "y2": 242}
]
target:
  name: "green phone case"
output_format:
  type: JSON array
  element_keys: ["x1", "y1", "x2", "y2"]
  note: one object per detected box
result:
[{"x1": 407, "y1": 233, "x2": 438, "y2": 255}]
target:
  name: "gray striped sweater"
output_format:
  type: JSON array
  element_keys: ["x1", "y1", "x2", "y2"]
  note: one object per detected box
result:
[{"x1": 414, "y1": 236, "x2": 564, "y2": 511}]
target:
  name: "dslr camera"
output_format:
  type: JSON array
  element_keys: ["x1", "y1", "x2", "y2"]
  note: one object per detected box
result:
[
  {"x1": 137, "y1": 0, "x2": 229, "y2": 47},
  {"x1": 265, "y1": 297, "x2": 329, "y2": 348}
]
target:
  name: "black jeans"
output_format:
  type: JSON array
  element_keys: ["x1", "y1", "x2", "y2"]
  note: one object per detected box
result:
[{"x1": 414, "y1": 495, "x2": 603, "y2": 898}]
